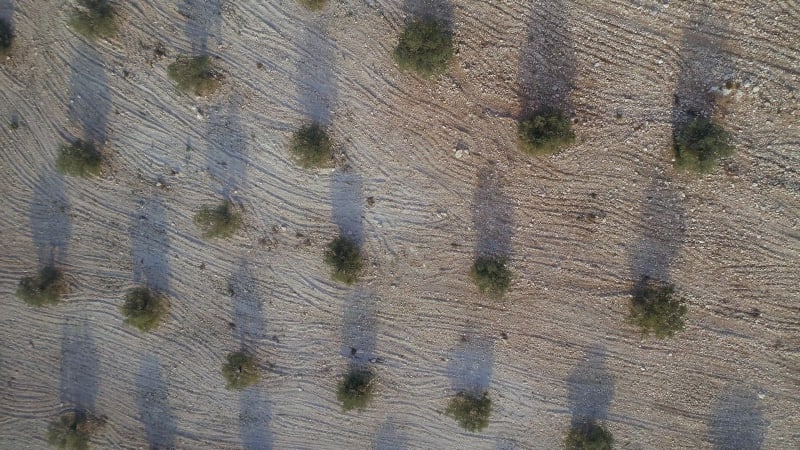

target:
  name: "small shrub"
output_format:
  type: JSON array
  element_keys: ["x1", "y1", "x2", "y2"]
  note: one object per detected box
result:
[
  {"x1": 46, "y1": 411, "x2": 105, "y2": 450},
  {"x1": 628, "y1": 277, "x2": 687, "y2": 338},
  {"x1": 324, "y1": 235, "x2": 363, "y2": 284},
  {"x1": 56, "y1": 140, "x2": 103, "y2": 178},
  {"x1": 16, "y1": 266, "x2": 67, "y2": 307},
  {"x1": 674, "y1": 116, "x2": 733, "y2": 173},
  {"x1": 167, "y1": 56, "x2": 222, "y2": 96},
  {"x1": 120, "y1": 287, "x2": 169, "y2": 332},
  {"x1": 565, "y1": 419, "x2": 614, "y2": 450},
  {"x1": 0, "y1": 18, "x2": 13, "y2": 56},
  {"x1": 470, "y1": 256, "x2": 511, "y2": 298},
  {"x1": 445, "y1": 391, "x2": 492, "y2": 432},
  {"x1": 393, "y1": 17, "x2": 453, "y2": 77},
  {"x1": 517, "y1": 107, "x2": 575, "y2": 155},
  {"x1": 222, "y1": 351, "x2": 259, "y2": 390},
  {"x1": 337, "y1": 368, "x2": 375, "y2": 411},
  {"x1": 194, "y1": 201, "x2": 242, "y2": 239},
  {"x1": 298, "y1": 0, "x2": 327, "y2": 11},
  {"x1": 290, "y1": 123, "x2": 332, "y2": 168},
  {"x1": 69, "y1": 0, "x2": 116, "y2": 40}
]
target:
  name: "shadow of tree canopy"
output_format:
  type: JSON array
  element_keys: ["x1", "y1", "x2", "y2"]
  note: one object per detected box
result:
[
  {"x1": 340, "y1": 288, "x2": 378, "y2": 366},
  {"x1": 0, "y1": 1, "x2": 13, "y2": 27},
  {"x1": 447, "y1": 328, "x2": 494, "y2": 396},
  {"x1": 239, "y1": 385, "x2": 273, "y2": 450},
  {"x1": 567, "y1": 345, "x2": 614, "y2": 425},
  {"x1": 230, "y1": 259, "x2": 265, "y2": 352},
  {"x1": 207, "y1": 99, "x2": 248, "y2": 199},
  {"x1": 59, "y1": 317, "x2": 99, "y2": 412},
  {"x1": 178, "y1": 0, "x2": 222, "y2": 55},
  {"x1": 402, "y1": 0, "x2": 454, "y2": 26},
  {"x1": 332, "y1": 168, "x2": 364, "y2": 246},
  {"x1": 296, "y1": 19, "x2": 338, "y2": 125},
  {"x1": 473, "y1": 165, "x2": 512, "y2": 259},
  {"x1": 69, "y1": 42, "x2": 110, "y2": 145},
  {"x1": 30, "y1": 167, "x2": 71, "y2": 267},
  {"x1": 130, "y1": 196, "x2": 171, "y2": 294},
  {"x1": 136, "y1": 354, "x2": 177, "y2": 449},
  {"x1": 375, "y1": 418, "x2": 408, "y2": 449},
  {"x1": 709, "y1": 384, "x2": 767, "y2": 450}
]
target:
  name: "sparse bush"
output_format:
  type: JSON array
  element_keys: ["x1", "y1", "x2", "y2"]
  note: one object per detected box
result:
[
  {"x1": 167, "y1": 56, "x2": 222, "y2": 96},
  {"x1": 337, "y1": 368, "x2": 375, "y2": 411},
  {"x1": 0, "y1": 18, "x2": 13, "y2": 56},
  {"x1": 674, "y1": 116, "x2": 733, "y2": 173},
  {"x1": 445, "y1": 391, "x2": 492, "y2": 432},
  {"x1": 393, "y1": 17, "x2": 453, "y2": 77},
  {"x1": 324, "y1": 235, "x2": 363, "y2": 284},
  {"x1": 222, "y1": 351, "x2": 259, "y2": 390},
  {"x1": 290, "y1": 123, "x2": 332, "y2": 168},
  {"x1": 56, "y1": 140, "x2": 103, "y2": 178},
  {"x1": 470, "y1": 256, "x2": 511, "y2": 298},
  {"x1": 46, "y1": 411, "x2": 105, "y2": 450},
  {"x1": 628, "y1": 277, "x2": 687, "y2": 338},
  {"x1": 69, "y1": 0, "x2": 116, "y2": 40},
  {"x1": 120, "y1": 287, "x2": 169, "y2": 332},
  {"x1": 517, "y1": 107, "x2": 575, "y2": 155},
  {"x1": 298, "y1": 0, "x2": 327, "y2": 11},
  {"x1": 16, "y1": 266, "x2": 68, "y2": 307},
  {"x1": 565, "y1": 419, "x2": 614, "y2": 450},
  {"x1": 194, "y1": 200, "x2": 242, "y2": 239}
]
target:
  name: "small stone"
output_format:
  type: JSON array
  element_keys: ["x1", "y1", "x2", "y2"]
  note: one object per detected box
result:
[{"x1": 455, "y1": 149, "x2": 463, "y2": 159}]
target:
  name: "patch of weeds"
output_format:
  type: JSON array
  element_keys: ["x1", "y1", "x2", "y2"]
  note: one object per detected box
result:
[
  {"x1": 393, "y1": 17, "x2": 453, "y2": 77},
  {"x1": 674, "y1": 116, "x2": 733, "y2": 173},
  {"x1": 167, "y1": 56, "x2": 222, "y2": 96},
  {"x1": 517, "y1": 107, "x2": 575, "y2": 155},
  {"x1": 56, "y1": 140, "x2": 103, "y2": 178},
  {"x1": 445, "y1": 391, "x2": 492, "y2": 432},
  {"x1": 470, "y1": 256, "x2": 511, "y2": 298},
  {"x1": 290, "y1": 122, "x2": 332, "y2": 168},
  {"x1": 194, "y1": 200, "x2": 242, "y2": 239},
  {"x1": 324, "y1": 235, "x2": 363, "y2": 284},
  {"x1": 69, "y1": 0, "x2": 116, "y2": 40},
  {"x1": 337, "y1": 368, "x2": 375, "y2": 411},
  {"x1": 120, "y1": 287, "x2": 169, "y2": 332},
  {"x1": 627, "y1": 276, "x2": 687, "y2": 338},
  {"x1": 0, "y1": 18, "x2": 13, "y2": 56},
  {"x1": 16, "y1": 266, "x2": 68, "y2": 307},
  {"x1": 46, "y1": 410, "x2": 105, "y2": 450},
  {"x1": 222, "y1": 351, "x2": 259, "y2": 390},
  {"x1": 565, "y1": 419, "x2": 614, "y2": 450},
  {"x1": 298, "y1": 0, "x2": 328, "y2": 11}
]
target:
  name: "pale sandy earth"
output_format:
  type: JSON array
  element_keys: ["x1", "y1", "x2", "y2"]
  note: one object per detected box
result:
[{"x1": 0, "y1": 0, "x2": 799, "y2": 448}]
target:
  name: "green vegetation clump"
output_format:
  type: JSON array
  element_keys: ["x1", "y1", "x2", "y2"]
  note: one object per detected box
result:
[
  {"x1": 674, "y1": 116, "x2": 733, "y2": 173},
  {"x1": 167, "y1": 56, "x2": 222, "y2": 96},
  {"x1": 120, "y1": 287, "x2": 169, "y2": 332},
  {"x1": 290, "y1": 123, "x2": 332, "y2": 168},
  {"x1": 46, "y1": 411, "x2": 105, "y2": 450},
  {"x1": 0, "y1": 18, "x2": 13, "y2": 56},
  {"x1": 298, "y1": 0, "x2": 327, "y2": 11},
  {"x1": 517, "y1": 107, "x2": 575, "y2": 155},
  {"x1": 565, "y1": 419, "x2": 615, "y2": 450},
  {"x1": 393, "y1": 17, "x2": 453, "y2": 77},
  {"x1": 56, "y1": 140, "x2": 102, "y2": 178},
  {"x1": 16, "y1": 266, "x2": 68, "y2": 307},
  {"x1": 445, "y1": 391, "x2": 492, "y2": 432},
  {"x1": 470, "y1": 256, "x2": 511, "y2": 298},
  {"x1": 222, "y1": 351, "x2": 259, "y2": 390},
  {"x1": 69, "y1": 0, "x2": 116, "y2": 40},
  {"x1": 628, "y1": 277, "x2": 687, "y2": 338},
  {"x1": 324, "y1": 235, "x2": 363, "y2": 284},
  {"x1": 194, "y1": 201, "x2": 242, "y2": 239},
  {"x1": 337, "y1": 368, "x2": 375, "y2": 411}
]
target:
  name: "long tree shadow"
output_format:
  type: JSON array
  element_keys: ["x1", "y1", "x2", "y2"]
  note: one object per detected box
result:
[
  {"x1": 207, "y1": 99, "x2": 248, "y2": 199},
  {"x1": 447, "y1": 328, "x2": 494, "y2": 396},
  {"x1": 0, "y1": 1, "x2": 13, "y2": 29},
  {"x1": 130, "y1": 196, "x2": 170, "y2": 295},
  {"x1": 69, "y1": 42, "x2": 110, "y2": 145},
  {"x1": 709, "y1": 384, "x2": 767, "y2": 450},
  {"x1": 332, "y1": 168, "x2": 364, "y2": 246},
  {"x1": 473, "y1": 165, "x2": 513, "y2": 260},
  {"x1": 296, "y1": 19, "x2": 337, "y2": 125},
  {"x1": 341, "y1": 288, "x2": 378, "y2": 366},
  {"x1": 230, "y1": 259, "x2": 264, "y2": 352},
  {"x1": 673, "y1": 1, "x2": 735, "y2": 135},
  {"x1": 178, "y1": 0, "x2": 222, "y2": 55},
  {"x1": 239, "y1": 385, "x2": 273, "y2": 450},
  {"x1": 30, "y1": 167, "x2": 71, "y2": 268},
  {"x1": 567, "y1": 345, "x2": 614, "y2": 426},
  {"x1": 375, "y1": 418, "x2": 408, "y2": 450},
  {"x1": 519, "y1": 0, "x2": 576, "y2": 114},
  {"x1": 136, "y1": 354, "x2": 177, "y2": 449},
  {"x1": 402, "y1": 0, "x2": 454, "y2": 25},
  {"x1": 59, "y1": 317, "x2": 99, "y2": 413}
]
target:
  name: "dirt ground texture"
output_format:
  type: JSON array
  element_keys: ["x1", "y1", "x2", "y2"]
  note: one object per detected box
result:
[{"x1": 1, "y1": 0, "x2": 798, "y2": 448}]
